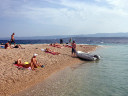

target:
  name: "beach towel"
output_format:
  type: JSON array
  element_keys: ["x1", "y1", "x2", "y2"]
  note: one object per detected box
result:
[
  {"x1": 14, "y1": 64, "x2": 23, "y2": 68},
  {"x1": 64, "y1": 45, "x2": 72, "y2": 48},
  {"x1": 14, "y1": 64, "x2": 25, "y2": 70},
  {"x1": 0, "y1": 46, "x2": 5, "y2": 49},
  {"x1": 45, "y1": 51, "x2": 60, "y2": 55}
]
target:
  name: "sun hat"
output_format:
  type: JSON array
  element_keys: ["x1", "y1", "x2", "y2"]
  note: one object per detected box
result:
[{"x1": 33, "y1": 53, "x2": 38, "y2": 56}]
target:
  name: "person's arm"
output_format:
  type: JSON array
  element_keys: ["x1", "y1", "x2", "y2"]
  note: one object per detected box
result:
[
  {"x1": 35, "y1": 59, "x2": 38, "y2": 64},
  {"x1": 36, "y1": 59, "x2": 41, "y2": 66},
  {"x1": 75, "y1": 44, "x2": 76, "y2": 49},
  {"x1": 13, "y1": 35, "x2": 15, "y2": 40}
]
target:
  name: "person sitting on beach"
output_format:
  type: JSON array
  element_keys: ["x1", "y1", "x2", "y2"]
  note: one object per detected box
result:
[
  {"x1": 71, "y1": 41, "x2": 76, "y2": 57},
  {"x1": 31, "y1": 53, "x2": 42, "y2": 70},
  {"x1": 10, "y1": 33, "x2": 16, "y2": 46},
  {"x1": 5, "y1": 41, "x2": 11, "y2": 49}
]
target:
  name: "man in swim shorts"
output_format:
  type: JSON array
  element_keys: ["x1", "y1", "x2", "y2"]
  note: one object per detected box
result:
[
  {"x1": 71, "y1": 41, "x2": 76, "y2": 57},
  {"x1": 10, "y1": 33, "x2": 16, "y2": 46}
]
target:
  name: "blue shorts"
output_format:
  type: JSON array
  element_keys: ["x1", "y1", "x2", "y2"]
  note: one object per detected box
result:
[
  {"x1": 11, "y1": 39, "x2": 15, "y2": 44},
  {"x1": 72, "y1": 48, "x2": 76, "y2": 53}
]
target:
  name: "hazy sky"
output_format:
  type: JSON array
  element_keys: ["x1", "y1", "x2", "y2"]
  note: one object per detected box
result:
[{"x1": 0, "y1": 0, "x2": 128, "y2": 37}]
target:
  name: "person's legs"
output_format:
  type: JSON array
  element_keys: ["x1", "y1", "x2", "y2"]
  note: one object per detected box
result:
[
  {"x1": 72, "y1": 48, "x2": 76, "y2": 57},
  {"x1": 10, "y1": 40, "x2": 12, "y2": 45},
  {"x1": 35, "y1": 63, "x2": 41, "y2": 67},
  {"x1": 30, "y1": 62, "x2": 35, "y2": 70},
  {"x1": 74, "y1": 49, "x2": 76, "y2": 56},
  {"x1": 13, "y1": 41, "x2": 16, "y2": 46},
  {"x1": 11, "y1": 40, "x2": 16, "y2": 46},
  {"x1": 71, "y1": 48, "x2": 74, "y2": 56}
]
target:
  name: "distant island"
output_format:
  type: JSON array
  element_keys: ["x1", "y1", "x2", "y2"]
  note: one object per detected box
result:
[
  {"x1": 85, "y1": 32, "x2": 128, "y2": 37},
  {"x1": 1, "y1": 32, "x2": 128, "y2": 40}
]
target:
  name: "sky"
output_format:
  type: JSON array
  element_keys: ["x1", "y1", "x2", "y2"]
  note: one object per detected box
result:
[{"x1": 0, "y1": 0, "x2": 128, "y2": 37}]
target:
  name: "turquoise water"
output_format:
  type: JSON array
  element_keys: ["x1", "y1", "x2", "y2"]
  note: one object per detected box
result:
[{"x1": 15, "y1": 45, "x2": 128, "y2": 96}]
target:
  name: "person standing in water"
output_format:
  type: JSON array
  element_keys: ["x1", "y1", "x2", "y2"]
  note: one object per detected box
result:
[
  {"x1": 60, "y1": 39, "x2": 63, "y2": 44},
  {"x1": 71, "y1": 41, "x2": 76, "y2": 57},
  {"x1": 69, "y1": 38, "x2": 72, "y2": 43},
  {"x1": 10, "y1": 33, "x2": 16, "y2": 46}
]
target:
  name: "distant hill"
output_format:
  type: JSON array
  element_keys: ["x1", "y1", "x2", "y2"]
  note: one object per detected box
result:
[
  {"x1": 0, "y1": 35, "x2": 73, "y2": 40},
  {"x1": 85, "y1": 32, "x2": 128, "y2": 37},
  {"x1": 1, "y1": 32, "x2": 128, "y2": 40}
]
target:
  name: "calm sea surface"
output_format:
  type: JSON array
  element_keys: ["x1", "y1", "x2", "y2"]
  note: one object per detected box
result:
[
  {"x1": 14, "y1": 41, "x2": 128, "y2": 96},
  {"x1": 1, "y1": 37, "x2": 128, "y2": 45}
]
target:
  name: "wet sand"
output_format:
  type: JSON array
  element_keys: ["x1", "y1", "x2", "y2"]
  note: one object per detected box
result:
[{"x1": 0, "y1": 44, "x2": 97, "y2": 96}]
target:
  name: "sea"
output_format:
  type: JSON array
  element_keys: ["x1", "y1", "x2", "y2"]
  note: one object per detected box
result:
[
  {"x1": 1, "y1": 37, "x2": 128, "y2": 45},
  {"x1": 9, "y1": 37, "x2": 128, "y2": 96}
]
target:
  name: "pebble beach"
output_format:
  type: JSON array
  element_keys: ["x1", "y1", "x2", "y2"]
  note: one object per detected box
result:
[{"x1": 0, "y1": 44, "x2": 97, "y2": 96}]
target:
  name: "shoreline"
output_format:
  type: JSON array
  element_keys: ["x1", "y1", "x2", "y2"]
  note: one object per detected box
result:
[{"x1": 0, "y1": 44, "x2": 98, "y2": 96}]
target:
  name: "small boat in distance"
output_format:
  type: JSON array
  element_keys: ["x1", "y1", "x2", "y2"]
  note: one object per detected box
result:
[{"x1": 76, "y1": 51, "x2": 100, "y2": 61}]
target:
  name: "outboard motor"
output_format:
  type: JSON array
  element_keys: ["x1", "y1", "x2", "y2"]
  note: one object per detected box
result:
[{"x1": 94, "y1": 55, "x2": 100, "y2": 60}]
